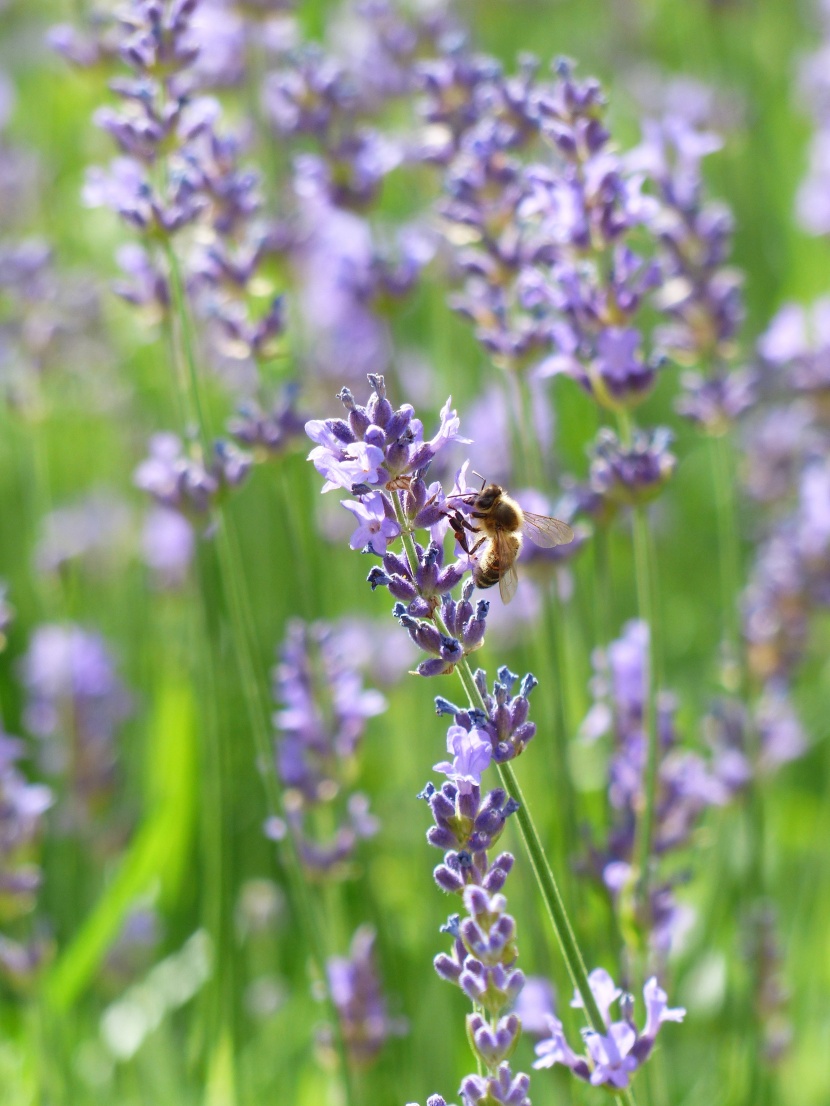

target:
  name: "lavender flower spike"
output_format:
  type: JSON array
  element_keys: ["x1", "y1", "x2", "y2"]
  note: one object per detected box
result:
[
  {"x1": 325, "y1": 926, "x2": 406, "y2": 1067},
  {"x1": 271, "y1": 619, "x2": 385, "y2": 879}
]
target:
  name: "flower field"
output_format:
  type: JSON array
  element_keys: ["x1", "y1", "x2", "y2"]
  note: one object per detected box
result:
[{"x1": 0, "y1": 1, "x2": 829, "y2": 1104}]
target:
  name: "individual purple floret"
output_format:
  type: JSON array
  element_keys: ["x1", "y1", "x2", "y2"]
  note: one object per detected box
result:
[
  {"x1": 18, "y1": 624, "x2": 131, "y2": 829},
  {"x1": 513, "y1": 976, "x2": 556, "y2": 1035},
  {"x1": 0, "y1": 732, "x2": 52, "y2": 918},
  {"x1": 534, "y1": 969, "x2": 684, "y2": 1090},
  {"x1": 433, "y1": 726, "x2": 492, "y2": 795},
  {"x1": 270, "y1": 619, "x2": 384, "y2": 879},
  {"x1": 324, "y1": 925, "x2": 406, "y2": 1067}
]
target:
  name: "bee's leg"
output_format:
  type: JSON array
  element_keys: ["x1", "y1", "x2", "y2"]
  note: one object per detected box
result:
[
  {"x1": 449, "y1": 511, "x2": 484, "y2": 555},
  {"x1": 450, "y1": 512, "x2": 481, "y2": 535}
]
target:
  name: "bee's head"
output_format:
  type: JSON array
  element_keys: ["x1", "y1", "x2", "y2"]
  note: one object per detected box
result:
[{"x1": 475, "y1": 484, "x2": 503, "y2": 512}]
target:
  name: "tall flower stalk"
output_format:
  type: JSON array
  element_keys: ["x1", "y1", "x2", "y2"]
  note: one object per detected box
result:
[{"x1": 303, "y1": 374, "x2": 680, "y2": 1104}]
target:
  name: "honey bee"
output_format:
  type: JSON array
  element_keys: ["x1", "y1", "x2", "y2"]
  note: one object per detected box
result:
[{"x1": 448, "y1": 479, "x2": 575, "y2": 604}]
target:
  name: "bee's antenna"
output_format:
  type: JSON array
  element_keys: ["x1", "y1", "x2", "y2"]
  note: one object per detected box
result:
[{"x1": 472, "y1": 470, "x2": 487, "y2": 491}]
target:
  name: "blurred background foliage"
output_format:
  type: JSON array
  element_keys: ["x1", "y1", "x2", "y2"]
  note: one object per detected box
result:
[{"x1": 0, "y1": 0, "x2": 829, "y2": 1105}]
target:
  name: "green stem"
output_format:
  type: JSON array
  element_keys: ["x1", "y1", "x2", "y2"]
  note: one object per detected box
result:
[
  {"x1": 392, "y1": 494, "x2": 638, "y2": 1106},
  {"x1": 709, "y1": 433, "x2": 743, "y2": 692},
  {"x1": 193, "y1": 548, "x2": 237, "y2": 1104},
  {"x1": 709, "y1": 433, "x2": 770, "y2": 1099},
  {"x1": 539, "y1": 581, "x2": 577, "y2": 895},
  {"x1": 162, "y1": 240, "x2": 212, "y2": 456}
]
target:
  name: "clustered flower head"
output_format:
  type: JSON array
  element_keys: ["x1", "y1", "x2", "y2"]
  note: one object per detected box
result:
[
  {"x1": 307, "y1": 373, "x2": 468, "y2": 504},
  {"x1": 588, "y1": 426, "x2": 677, "y2": 511},
  {"x1": 134, "y1": 431, "x2": 252, "y2": 517},
  {"x1": 435, "y1": 667, "x2": 539, "y2": 764},
  {"x1": 323, "y1": 925, "x2": 406, "y2": 1067},
  {"x1": 533, "y1": 969, "x2": 685, "y2": 1090},
  {"x1": 0, "y1": 732, "x2": 52, "y2": 921},
  {"x1": 637, "y1": 117, "x2": 744, "y2": 361},
  {"x1": 18, "y1": 623, "x2": 132, "y2": 831},
  {"x1": 737, "y1": 300, "x2": 830, "y2": 741},
  {"x1": 268, "y1": 619, "x2": 384, "y2": 879},
  {"x1": 582, "y1": 620, "x2": 740, "y2": 956}
]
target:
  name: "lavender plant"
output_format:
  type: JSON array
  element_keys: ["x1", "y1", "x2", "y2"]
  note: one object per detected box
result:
[
  {"x1": 269, "y1": 617, "x2": 402, "y2": 1072},
  {"x1": 18, "y1": 624, "x2": 132, "y2": 834},
  {"x1": 269, "y1": 618, "x2": 383, "y2": 880},
  {"x1": 305, "y1": 373, "x2": 688, "y2": 1102}
]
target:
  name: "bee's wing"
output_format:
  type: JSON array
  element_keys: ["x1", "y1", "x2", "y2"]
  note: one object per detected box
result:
[
  {"x1": 493, "y1": 530, "x2": 520, "y2": 604},
  {"x1": 521, "y1": 511, "x2": 575, "y2": 549}
]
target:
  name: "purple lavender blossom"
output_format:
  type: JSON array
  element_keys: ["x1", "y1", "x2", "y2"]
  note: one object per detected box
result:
[
  {"x1": 427, "y1": 812, "x2": 529, "y2": 1098},
  {"x1": 632, "y1": 115, "x2": 745, "y2": 367},
  {"x1": 311, "y1": 376, "x2": 469, "y2": 489},
  {"x1": 227, "y1": 385, "x2": 306, "y2": 458},
  {"x1": 343, "y1": 492, "x2": 401, "y2": 554},
  {"x1": 437, "y1": 666, "x2": 539, "y2": 764},
  {"x1": 676, "y1": 367, "x2": 757, "y2": 434},
  {"x1": 271, "y1": 619, "x2": 384, "y2": 879},
  {"x1": 757, "y1": 297, "x2": 830, "y2": 395},
  {"x1": 534, "y1": 970, "x2": 684, "y2": 1089},
  {"x1": 589, "y1": 426, "x2": 676, "y2": 508},
  {"x1": 0, "y1": 732, "x2": 52, "y2": 918},
  {"x1": 393, "y1": 578, "x2": 487, "y2": 677},
  {"x1": 582, "y1": 620, "x2": 737, "y2": 956},
  {"x1": 66, "y1": 0, "x2": 290, "y2": 407},
  {"x1": 425, "y1": 52, "x2": 674, "y2": 398},
  {"x1": 323, "y1": 925, "x2": 405, "y2": 1067},
  {"x1": 743, "y1": 904, "x2": 792, "y2": 1064},
  {"x1": 35, "y1": 493, "x2": 133, "y2": 577},
  {"x1": 18, "y1": 624, "x2": 130, "y2": 829},
  {"x1": 140, "y1": 505, "x2": 195, "y2": 588},
  {"x1": 134, "y1": 432, "x2": 251, "y2": 516}
]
